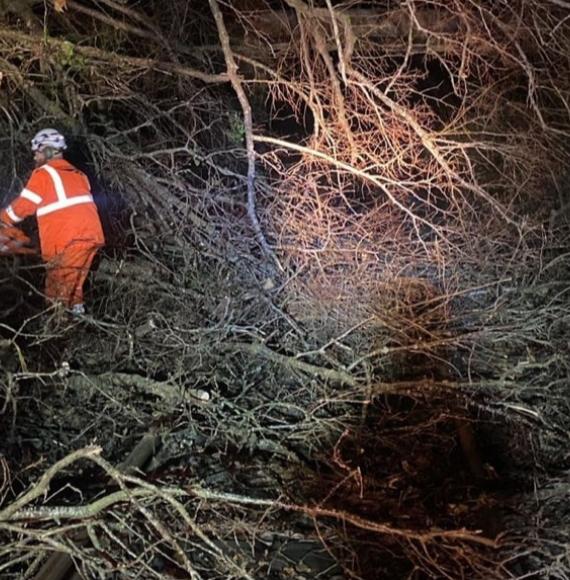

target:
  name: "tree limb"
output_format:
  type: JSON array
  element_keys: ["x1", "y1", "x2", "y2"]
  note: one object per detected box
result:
[{"x1": 208, "y1": 0, "x2": 275, "y2": 261}]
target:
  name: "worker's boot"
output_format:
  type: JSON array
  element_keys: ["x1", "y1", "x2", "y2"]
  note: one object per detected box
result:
[{"x1": 70, "y1": 303, "x2": 86, "y2": 318}]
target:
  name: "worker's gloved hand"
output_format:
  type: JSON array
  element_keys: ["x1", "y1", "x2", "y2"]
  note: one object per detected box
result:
[{"x1": 0, "y1": 225, "x2": 36, "y2": 255}]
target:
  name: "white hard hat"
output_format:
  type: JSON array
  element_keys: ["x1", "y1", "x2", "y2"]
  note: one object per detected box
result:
[{"x1": 31, "y1": 128, "x2": 67, "y2": 152}]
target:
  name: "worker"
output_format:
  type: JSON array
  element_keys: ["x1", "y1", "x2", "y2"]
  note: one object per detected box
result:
[{"x1": 0, "y1": 128, "x2": 105, "y2": 316}]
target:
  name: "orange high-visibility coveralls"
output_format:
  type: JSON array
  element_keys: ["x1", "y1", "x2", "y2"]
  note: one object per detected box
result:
[{"x1": 0, "y1": 159, "x2": 104, "y2": 307}]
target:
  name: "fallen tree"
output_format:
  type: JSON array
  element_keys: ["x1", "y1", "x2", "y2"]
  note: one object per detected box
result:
[{"x1": 0, "y1": 0, "x2": 569, "y2": 578}]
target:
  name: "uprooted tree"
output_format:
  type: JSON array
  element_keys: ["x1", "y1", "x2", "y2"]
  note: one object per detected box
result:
[{"x1": 0, "y1": 1, "x2": 569, "y2": 578}]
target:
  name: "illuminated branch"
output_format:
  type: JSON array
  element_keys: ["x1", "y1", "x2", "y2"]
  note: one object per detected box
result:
[
  {"x1": 253, "y1": 134, "x2": 445, "y2": 238},
  {"x1": 346, "y1": 68, "x2": 518, "y2": 226}
]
